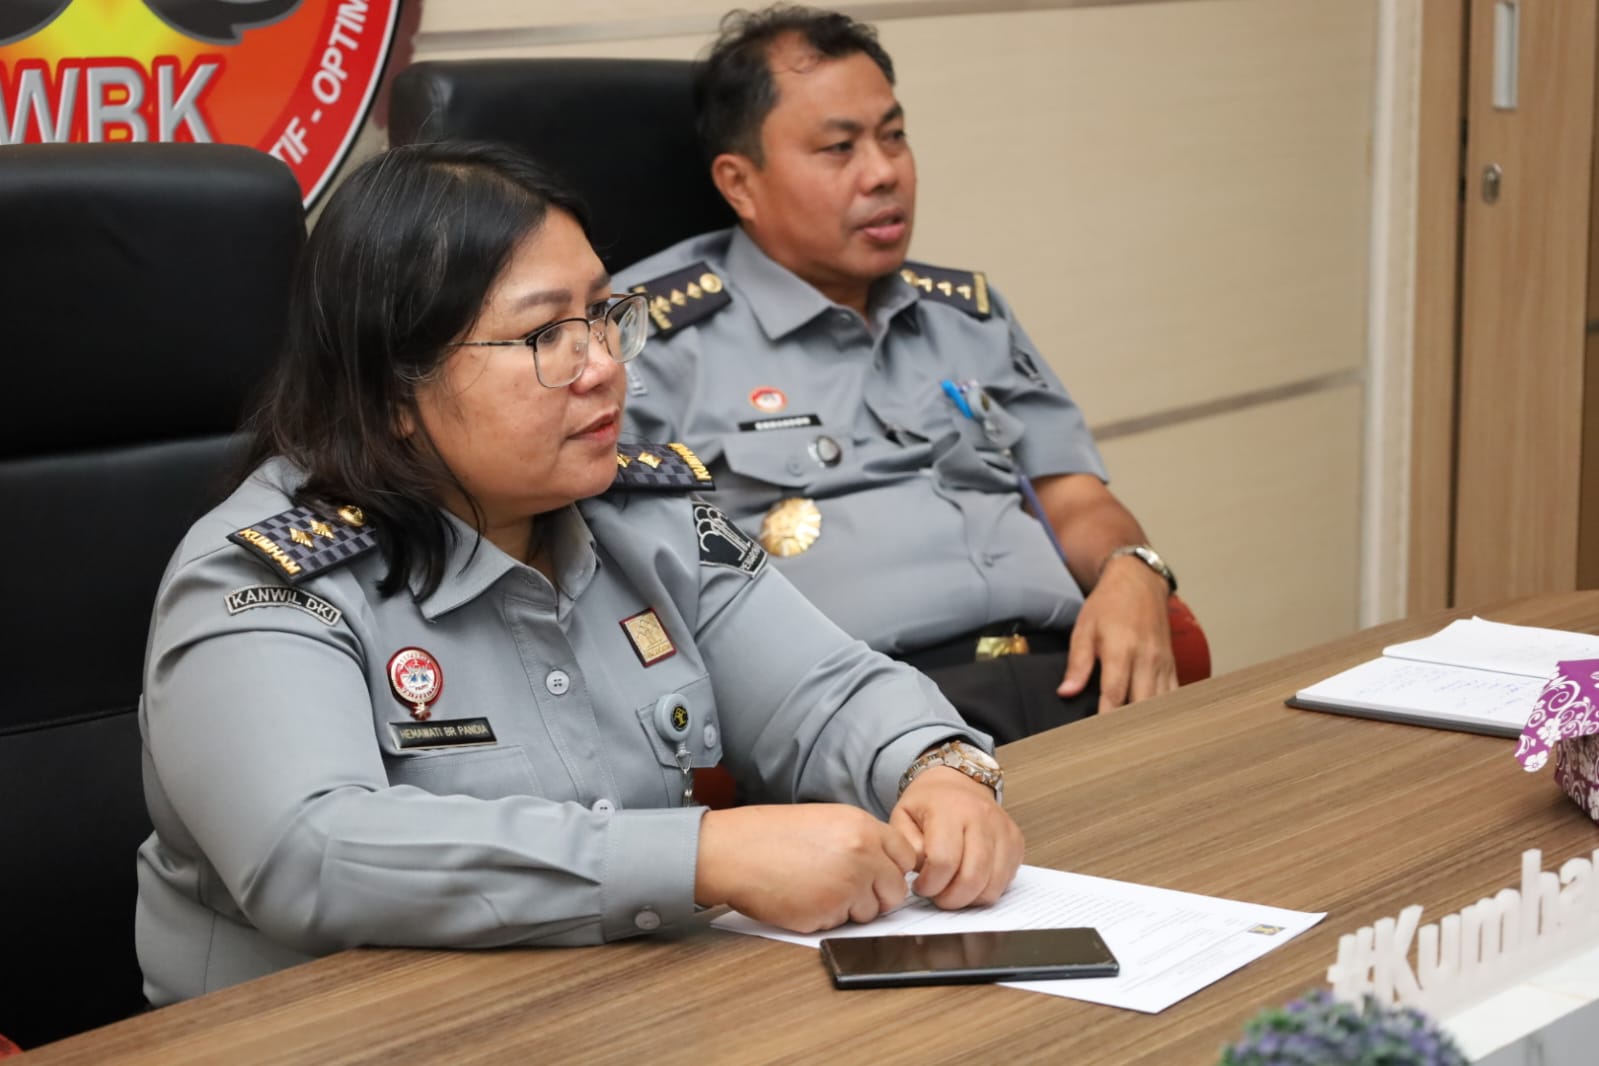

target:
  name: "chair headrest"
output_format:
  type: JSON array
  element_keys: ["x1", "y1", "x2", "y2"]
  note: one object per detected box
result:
[
  {"x1": 0, "y1": 142, "x2": 304, "y2": 459},
  {"x1": 391, "y1": 59, "x2": 736, "y2": 274}
]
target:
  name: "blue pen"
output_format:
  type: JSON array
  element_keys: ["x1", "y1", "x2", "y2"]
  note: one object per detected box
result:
[
  {"x1": 939, "y1": 378, "x2": 975, "y2": 420},
  {"x1": 940, "y1": 379, "x2": 1070, "y2": 567}
]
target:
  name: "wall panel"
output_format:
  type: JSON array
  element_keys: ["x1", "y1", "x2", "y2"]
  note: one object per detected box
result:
[
  {"x1": 1100, "y1": 387, "x2": 1364, "y2": 675},
  {"x1": 402, "y1": 0, "x2": 1377, "y2": 672}
]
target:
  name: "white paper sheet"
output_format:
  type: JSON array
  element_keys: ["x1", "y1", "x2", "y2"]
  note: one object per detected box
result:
[
  {"x1": 712, "y1": 864, "x2": 1324, "y2": 1013},
  {"x1": 1382, "y1": 617, "x2": 1599, "y2": 679}
]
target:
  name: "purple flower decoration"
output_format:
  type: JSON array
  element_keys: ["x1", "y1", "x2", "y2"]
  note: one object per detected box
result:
[
  {"x1": 1516, "y1": 659, "x2": 1599, "y2": 820},
  {"x1": 1220, "y1": 989, "x2": 1467, "y2": 1065}
]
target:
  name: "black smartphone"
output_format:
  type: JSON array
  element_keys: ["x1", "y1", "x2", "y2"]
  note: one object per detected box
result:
[{"x1": 820, "y1": 927, "x2": 1120, "y2": 989}]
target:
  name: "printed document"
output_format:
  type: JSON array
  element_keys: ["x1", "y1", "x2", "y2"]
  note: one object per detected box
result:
[{"x1": 713, "y1": 864, "x2": 1323, "y2": 1013}]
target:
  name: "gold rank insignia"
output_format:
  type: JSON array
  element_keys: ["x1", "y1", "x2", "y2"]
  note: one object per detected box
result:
[
  {"x1": 629, "y1": 260, "x2": 732, "y2": 339},
  {"x1": 620, "y1": 607, "x2": 677, "y2": 667},
  {"x1": 899, "y1": 260, "x2": 991, "y2": 319},
  {"x1": 229, "y1": 504, "x2": 379, "y2": 585},
  {"x1": 610, "y1": 442, "x2": 716, "y2": 493},
  {"x1": 759, "y1": 497, "x2": 822, "y2": 557}
]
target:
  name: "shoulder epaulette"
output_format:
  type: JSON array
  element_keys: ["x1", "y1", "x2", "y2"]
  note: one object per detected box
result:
[
  {"x1": 610, "y1": 442, "x2": 716, "y2": 493},
  {"x1": 900, "y1": 261, "x2": 991, "y2": 319},
  {"x1": 228, "y1": 503, "x2": 378, "y2": 585},
  {"x1": 629, "y1": 261, "x2": 731, "y2": 339}
]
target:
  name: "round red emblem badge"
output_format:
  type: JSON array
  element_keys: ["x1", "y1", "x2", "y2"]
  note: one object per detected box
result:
[
  {"x1": 387, "y1": 646, "x2": 442, "y2": 721},
  {"x1": 0, "y1": 0, "x2": 405, "y2": 206},
  {"x1": 749, "y1": 386, "x2": 788, "y2": 413}
]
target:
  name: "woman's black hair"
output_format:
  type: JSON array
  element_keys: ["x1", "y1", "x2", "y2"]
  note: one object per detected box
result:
[
  {"x1": 694, "y1": 4, "x2": 895, "y2": 164},
  {"x1": 239, "y1": 140, "x2": 591, "y2": 600}
]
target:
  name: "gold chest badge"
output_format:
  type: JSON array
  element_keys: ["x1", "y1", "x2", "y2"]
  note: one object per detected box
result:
[
  {"x1": 620, "y1": 607, "x2": 677, "y2": 667},
  {"x1": 759, "y1": 498, "x2": 822, "y2": 557}
]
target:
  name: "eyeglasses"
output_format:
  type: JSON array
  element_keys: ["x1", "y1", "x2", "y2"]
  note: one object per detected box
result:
[{"x1": 454, "y1": 292, "x2": 649, "y2": 388}]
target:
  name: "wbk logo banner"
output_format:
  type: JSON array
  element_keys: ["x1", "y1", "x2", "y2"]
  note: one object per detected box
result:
[{"x1": 0, "y1": 0, "x2": 403, "y2": 204}]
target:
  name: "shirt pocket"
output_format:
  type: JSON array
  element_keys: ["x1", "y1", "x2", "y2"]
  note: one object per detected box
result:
[
  {"x1": 382, "y1": 744, "x2": 541, "y2": 801},
  {"x1": 720, "y1": 432, "x2": 816, "y2": 491},
  {"x1": 634, "y1": 673, "x2": 724, "y2": 783}
]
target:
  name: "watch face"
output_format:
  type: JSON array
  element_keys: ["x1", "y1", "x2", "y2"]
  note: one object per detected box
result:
[{"x1": 951, "y1": 741, "x2": 1000, "y2": 772}]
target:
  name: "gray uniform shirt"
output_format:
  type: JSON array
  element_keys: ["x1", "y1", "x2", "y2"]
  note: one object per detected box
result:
[
  {"x1": 135, "y1": 458, "x2": 972, "y2": 1004},
  {"x1": 618, "y1": 228, "x2": 1109, "y2": 654}
]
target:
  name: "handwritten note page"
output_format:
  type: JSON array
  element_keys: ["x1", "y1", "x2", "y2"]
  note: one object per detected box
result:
[
  {"x1": 1294, "y1": 657, "x2": 1546, "y2": 731},
  {"x1": 1383, "y1": 618, "x2": 1599, "y2": 679},
  {"x1": 713, "y1": 865, "x2": 1323, "y2": 1014}
]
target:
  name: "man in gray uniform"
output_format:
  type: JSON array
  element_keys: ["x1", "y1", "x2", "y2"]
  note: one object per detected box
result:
[{"x1": 620, "y1": 5, "x2": 1179, "y2": 742}]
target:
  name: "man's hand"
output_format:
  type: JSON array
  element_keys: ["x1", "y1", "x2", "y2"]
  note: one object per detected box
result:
[
  {"x1": 890, "y1": 766, "x2": 1023, "y2": 909},
  {"x1": 1058, "y1": 554, "x2": 1176, "y2": 713},
  {"x1": 695, "y1": 804, "x2": 918, "y2": 933}
]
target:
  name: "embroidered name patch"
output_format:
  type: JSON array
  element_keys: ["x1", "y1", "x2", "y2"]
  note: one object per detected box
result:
[
  {"x1": 389, "y1": 717, "x2": 497, "y2": 750},
  {"x1": 693, "y1": 500, "x2": 767, "y2": 576},
  {"x1": 224, "y1": 585, "x2": 343, "y2": 626},
  {"x1": 738, "y1": 413, "x2": 822, "y2": 432}
]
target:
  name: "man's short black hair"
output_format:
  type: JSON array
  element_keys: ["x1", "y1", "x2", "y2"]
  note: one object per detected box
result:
[{"x1": 694, "y1": 4, "x2": 895, "y2": 164}]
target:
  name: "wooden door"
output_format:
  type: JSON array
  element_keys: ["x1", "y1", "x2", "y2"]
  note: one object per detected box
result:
[{"x1": 1453, "y1": 0, "x2": 1598, "y2": 607}]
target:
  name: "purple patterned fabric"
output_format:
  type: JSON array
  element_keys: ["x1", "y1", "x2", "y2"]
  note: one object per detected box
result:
[{"x1": 1516, "y1": 657, "x2": 1599, "y2": 821}]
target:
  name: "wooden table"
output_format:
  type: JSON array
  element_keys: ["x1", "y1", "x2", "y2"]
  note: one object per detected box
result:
[{"x1": 32, "y1": 594, "x2": 1599, "y2": 1065}]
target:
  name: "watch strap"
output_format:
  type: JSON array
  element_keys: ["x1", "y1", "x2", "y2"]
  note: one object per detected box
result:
[
  {"x1": 898, "y1": 740, "x2": 1004, "y2": 804},
  {"x1": 1105, "y1": 544, "x2": 1177, "y2": 594}
]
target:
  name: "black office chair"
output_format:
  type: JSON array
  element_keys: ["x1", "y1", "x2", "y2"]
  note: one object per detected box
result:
[
  {"x1": 391, "y1": 58, "x2": 734, "y2": 274},
  {"x1": 0, "y1": 143, "x2": 304, "y2": 1048}
]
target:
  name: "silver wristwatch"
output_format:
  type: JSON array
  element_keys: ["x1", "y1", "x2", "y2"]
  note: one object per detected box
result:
[
  {"x1": 1105, "y1": 544, "x2": 1178, "y2": 594},
  {"x1": 898, "y1": 740, "x2": 1004, "y2": 804}
]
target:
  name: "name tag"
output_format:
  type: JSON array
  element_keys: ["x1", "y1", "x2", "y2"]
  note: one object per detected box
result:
[
  {"x1": 738, "y1": 413, "x2": 821, "y2": 432},
  {"x1": 389, "y1": 717, "x2": 497, "y2": 750}
]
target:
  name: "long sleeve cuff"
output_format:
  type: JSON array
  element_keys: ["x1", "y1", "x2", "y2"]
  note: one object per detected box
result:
[
  {"x1": 869, "y1": 726, "x2": 984, "y2": 818},
  {"x1": 601, "y1": 806, "x2": 707, "y2": 940}
]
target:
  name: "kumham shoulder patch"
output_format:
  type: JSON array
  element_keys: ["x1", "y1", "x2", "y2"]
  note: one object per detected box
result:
[
  {"x1": 227, "y1": 504, "x2": 377, "y2": 584},
  {"x1": 611, "y1": 442, "x2": 715, "y2": 493}
]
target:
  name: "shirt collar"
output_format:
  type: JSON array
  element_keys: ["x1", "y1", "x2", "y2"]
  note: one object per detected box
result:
[
  {"x1": 417, "y1": 505, "x2": 598, "y2": 621},
  {"x1": 726, "y1": 227, "x2": 921, "y2": 341}
]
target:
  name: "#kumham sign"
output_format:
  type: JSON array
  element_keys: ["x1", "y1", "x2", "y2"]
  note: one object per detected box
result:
[{"x1": 0, "y1": 0, "x2": 402, "y2": 204}]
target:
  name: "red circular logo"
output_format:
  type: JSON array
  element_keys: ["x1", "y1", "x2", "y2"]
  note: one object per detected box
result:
[
  {"x1": 0, "y1": 0, "x2": 404, "y2": 205},
  {"x1": 749, "y1": 386, "x2": 788, "y2": 413},
  {"x1": 387, "y1": 646, "x2": 442, "y2": 721}
]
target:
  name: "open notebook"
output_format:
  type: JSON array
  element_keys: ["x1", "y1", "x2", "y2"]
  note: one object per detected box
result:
[{"x1": 1288, "y1": 618, "x2": 1599, "y2": 737}]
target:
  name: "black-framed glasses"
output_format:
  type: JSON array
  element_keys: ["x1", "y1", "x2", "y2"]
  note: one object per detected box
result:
[{"x1": 454, "y1": 292, "x2": 648, "y2": 388}]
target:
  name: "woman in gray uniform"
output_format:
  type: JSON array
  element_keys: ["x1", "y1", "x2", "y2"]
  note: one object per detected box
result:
[{"x1": 134, "y1": 142, "x2": 1022, "y2": 1004}]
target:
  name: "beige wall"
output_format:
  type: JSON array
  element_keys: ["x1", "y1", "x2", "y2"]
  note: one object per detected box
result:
[{"x1": 403, "y1": 0, "x2": 1378, "y2": 675}]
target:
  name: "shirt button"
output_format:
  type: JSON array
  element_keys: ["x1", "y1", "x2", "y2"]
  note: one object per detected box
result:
[
  {"x1": 545, "y1": 669, "x2": 571, "y2": 695},
  {"x1": 981, "y1": 553, "x2": 997, "y2": 567},
  {"x1": 634, "y1": 909, "x2": 662, "y2": 931},
  {"x1": 786, "y1": 458, "x2": 805, "y2": 476},
  {"x1": 703, "y1": 723, "x2": 719, "y2": 748},
  {"x1": 592, "y1": 798, "x2": 615, "y2": 814}
]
